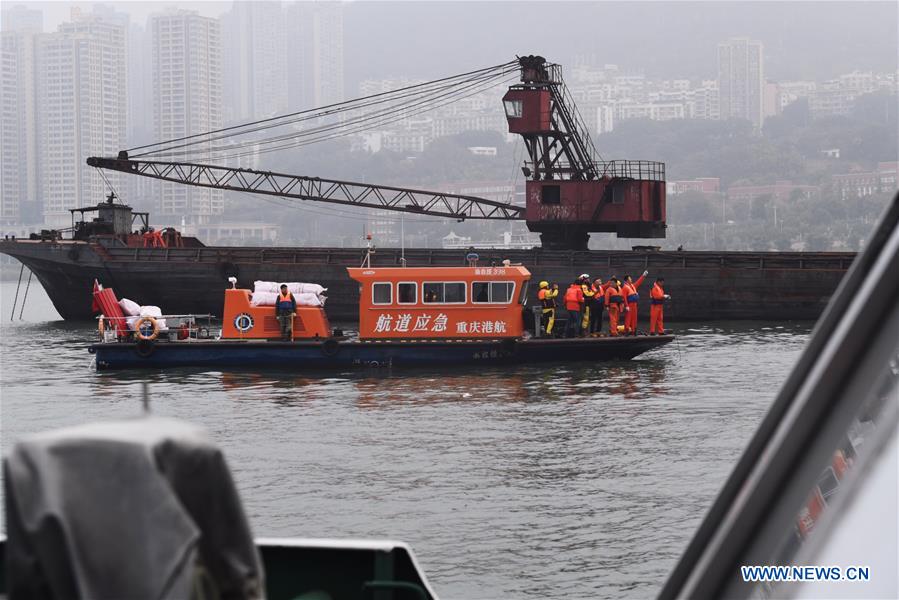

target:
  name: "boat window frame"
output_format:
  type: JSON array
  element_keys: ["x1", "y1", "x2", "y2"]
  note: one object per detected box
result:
[
  {"x1": 371, "y1": 282, "x2": 392, "y2": 305},
  {"x1": 471, "y1": 280, "x2": 516, "y2": 304},
  {"x1": 518, "y1": 280, "x2": 530, "y2": 304},
  {"x1": 397, "y1": 281, "x2": 417, "y2": 305},
  {"x1": 422, "y1": 281, "x2": 467, "y2": 305}
]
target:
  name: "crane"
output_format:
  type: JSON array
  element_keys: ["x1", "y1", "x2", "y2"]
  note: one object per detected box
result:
[{"x1": 88, "y1": 56, "x2": 666, "y2": 250}]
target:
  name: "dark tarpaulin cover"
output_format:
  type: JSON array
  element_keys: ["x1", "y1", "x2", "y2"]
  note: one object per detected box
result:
[{"x1": 4, "y1": 417, "x2": 265, "y2": 599}]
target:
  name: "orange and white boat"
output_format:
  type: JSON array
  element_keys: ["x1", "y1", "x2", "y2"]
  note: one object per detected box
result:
[{"x1": 89, "y1": 264, "x2": 674, "y2": 371}]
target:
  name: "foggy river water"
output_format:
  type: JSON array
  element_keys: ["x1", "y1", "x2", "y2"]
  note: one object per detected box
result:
[{"x1": 0, "y1": 281, "x2": 812, "y2": 599}]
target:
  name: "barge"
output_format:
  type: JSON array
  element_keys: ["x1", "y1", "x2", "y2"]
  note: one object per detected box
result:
[{"x1": 1, "y1": 200, "x2": 853, "y2": 322}]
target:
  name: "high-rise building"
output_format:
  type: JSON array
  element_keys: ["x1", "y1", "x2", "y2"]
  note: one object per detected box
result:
[
  {"x1": 0, "y1": 5, "x2": 42, "y2": 224},
  {"x1": 285, "y1": 2, "x2": 344, "y2": 110},
  {"x1": 150, "y1": 10, "x2": 223, "y2": 222},
  {"x1": 35, "y1": 10, "x2": 127, "y2": 225},
  {"x1": 717, "y1": 37, "x2": 764, "y2": 129},
  {"x1": 222, "y1": 1, "x2": 288, "y2": 122},
  {"x1": 1, "y1": 4, "x2": 43, "y2": 32}
]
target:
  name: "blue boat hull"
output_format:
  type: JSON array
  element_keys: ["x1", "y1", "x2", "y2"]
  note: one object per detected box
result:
[{"x1": 90, "y1": 336, "x2": 674, "y2": 371}]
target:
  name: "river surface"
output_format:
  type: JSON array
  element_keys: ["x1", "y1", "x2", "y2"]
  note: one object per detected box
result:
[{"x1": 0, "y1": 280, "x2": 813, "y2": 599}]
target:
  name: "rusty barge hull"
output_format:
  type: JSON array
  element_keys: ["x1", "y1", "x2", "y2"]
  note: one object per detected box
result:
[{"x1": 0, "y1": 241, "x2": 853, "y2": 322}]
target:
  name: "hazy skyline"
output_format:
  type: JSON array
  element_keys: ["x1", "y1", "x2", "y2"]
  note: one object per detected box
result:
[{"x1": 14, "y1": 1, "x2": 898, "y2": 86}]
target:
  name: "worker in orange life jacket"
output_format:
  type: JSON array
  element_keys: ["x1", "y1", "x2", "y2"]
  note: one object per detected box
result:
[
  {"x1": 649, "y1": 277, "x2": 670, "y2": 335},
  {"x1": 276, "y1": 284, "x2": 297, "y2": 340},
  {"x1": 537, "y1": 281, "x2": 559, "y2": 336},
  {"x1": 563, "y1": 279, "x2": 584, "y2": 338},
  {"x1": 622, "y1": 270, "x2": 648, "y2": 335},
  {"x1": 604, "y1": 277, "x2": 625, "y2": 336}
]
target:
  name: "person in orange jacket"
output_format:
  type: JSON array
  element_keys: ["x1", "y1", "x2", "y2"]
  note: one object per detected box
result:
[
  {"x1": 649, "y1": 277, "x2": 670, "y2": 335},
  {"x1": 604, "y1": 277, "x2": 625, "y2": 336},
  {"x1": 622, "y1": 270, "x2": 649, "y2": 335},
  {"x1": 563, "y1": 279, "x2": 584, "y2": 338}
]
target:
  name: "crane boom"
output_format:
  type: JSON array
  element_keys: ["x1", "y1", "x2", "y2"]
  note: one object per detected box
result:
[{"x1": 86, "y1": 155, "x2": 523, "y2": 221}]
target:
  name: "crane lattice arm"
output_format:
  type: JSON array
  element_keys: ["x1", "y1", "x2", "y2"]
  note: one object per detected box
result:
[{"x1": 87, "y1": 155, "x2": 523, "y2": 221}]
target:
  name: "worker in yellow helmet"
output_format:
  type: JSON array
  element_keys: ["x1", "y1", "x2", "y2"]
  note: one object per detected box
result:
[
  {"x1": 579, "y1": 274, "x2": 595, "y2": 337},
  {"x1": 537, "y1": 280, "x2": 559, "y2": 336}
]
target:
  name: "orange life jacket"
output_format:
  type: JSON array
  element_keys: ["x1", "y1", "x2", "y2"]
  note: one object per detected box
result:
[
  {"x1": 564, "y1": 285, "x2": 583, "y2": 310},
  {"x1": 651, "y1": 283, "x2": 665, "y2": 305},
  {"x1": 622, "y1": 282, "x2": 638, "y2": 304},
  {"x1": 605, "y1": 284, "x2": 623, "y2": 306}
]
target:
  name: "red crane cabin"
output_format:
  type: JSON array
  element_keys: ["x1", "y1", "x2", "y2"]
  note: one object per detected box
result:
[{"x1": 347, "y1": 266, "x2": 531, "y2": 340}]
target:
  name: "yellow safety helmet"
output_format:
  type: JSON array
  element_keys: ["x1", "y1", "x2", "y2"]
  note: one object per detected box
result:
[{"x1": 539, "y1": 281, "x2": 549, "y2": 289}]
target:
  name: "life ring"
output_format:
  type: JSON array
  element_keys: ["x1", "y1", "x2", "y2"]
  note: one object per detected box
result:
[
  {"x1": 135, "y1": 338, "x2": 156, "y2": 358},
  {"x1": 135, "y1": 316, "x2": 160, "y2": 341},
  {"x1": 233, "y1": 313, "x2": 254, "y2": 333},
  {"x1": 321, "y1": 338, "x2": 340, "y2": 357}
]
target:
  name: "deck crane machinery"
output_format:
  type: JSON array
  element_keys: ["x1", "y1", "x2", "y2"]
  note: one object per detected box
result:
[{"x1": 88, "y1": 56, "x2": 665, "y2": 251}]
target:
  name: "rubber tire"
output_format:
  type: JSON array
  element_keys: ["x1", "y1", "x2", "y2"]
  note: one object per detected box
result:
[
  {"x1": 321, "y1": 338, "x2": 340, "y2": 357},
  {"x1": 501, "y1": 338, "x2": 518, "y2": 357},
  {"x1": 135, "y1": 338, "x2": 156, "y2": 358}
]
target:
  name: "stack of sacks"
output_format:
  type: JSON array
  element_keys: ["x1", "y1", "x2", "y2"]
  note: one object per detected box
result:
[
  {"x1": 118, "y1": 299, "x2": 167, "y2": 331},
  {"x1": 251, "y1": 281, "x2": 327, "y2": 307}
]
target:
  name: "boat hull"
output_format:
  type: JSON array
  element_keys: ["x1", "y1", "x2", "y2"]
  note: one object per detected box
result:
[{"x1": 89, "y1": 335, "x2": 674, "y2": 371}]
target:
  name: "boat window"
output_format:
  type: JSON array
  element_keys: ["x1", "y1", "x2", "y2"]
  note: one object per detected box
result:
[
  {"x1": 445, "y1": 282, "x2": 465, "y2": 303},
  {"x1": 518, "y1": 280, "x2": 530, "y2": 304},
  {"x1": 423, "y1": 282, "x2": 466, "y2": 304},
  {"x1": 398, "y1": 282, "x2": 416, "y2": 304},
  {"x1": 472, "y1": 281, "x2": 515, "y2": 304},
  {"x1": 372, "y1": 282, "x2": 392, "y2": 305},
  {"x1": 491, "y1": 281, "x2": 514, "y2": 303}
]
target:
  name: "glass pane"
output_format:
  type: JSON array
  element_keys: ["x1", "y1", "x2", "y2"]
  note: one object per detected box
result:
[
  {"x1": 372, "y1": 282, "x2": 391, "y2": 304},
  {"x1": 518, "y1": 281, "x2": 530, "y2": 304},
  {"x1": 472, "y1": 282, "x2": 490, "y2": 303},
  {"x1": 423, "y1": 282, "x2": 442, "y2": 303},
  {"x1": 398, "y1": 282, "x2": 416, "y2": 304},
  {"x1": 491, "y1": 281, "x2": 513, "y2": 303},
  {"x1": 503, "y1": 99, "x2": 522, "y2": 118},
  {"x1": 445, "y1": 283, "x2": 465, "y2": 303}
]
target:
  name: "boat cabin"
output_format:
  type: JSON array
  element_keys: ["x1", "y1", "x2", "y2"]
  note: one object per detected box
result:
[
  {"x1": 221, "y1": 288, "x2": 330, "y2": 340},
  {"x1": 347, "y1": 266, "x2": 531, "y2": 340}
]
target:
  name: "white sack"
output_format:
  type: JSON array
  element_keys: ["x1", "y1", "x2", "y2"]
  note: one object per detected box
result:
[
  {"x1": 254, "y1": 280, "x2": 326, "y2": 297},
  {"x1": 139, "y1": 305, "x2": 163, "y2": 318},
  {"x1": 253, "y1": 280, "x2": 279, "y2": 294},
  {"x1": 250, "y1": 291, "x2": 278, "y2": 307},
  {"x1": 295, "y1": 292, "x2": 323, "y2": 307},
  {"x1": 288, "y1": 283, "x2": 327, "y2": 296},
  {"x1": 119, "y1": 298, "x2": 141, "y2": 317}
]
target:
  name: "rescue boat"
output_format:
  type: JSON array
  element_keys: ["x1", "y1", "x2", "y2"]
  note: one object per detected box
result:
[{"x1": 88, "y1": 264, "x2": 674, "y2": 371}]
